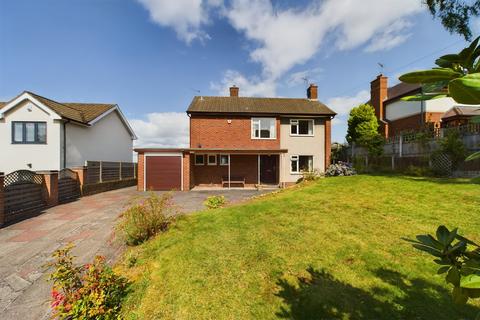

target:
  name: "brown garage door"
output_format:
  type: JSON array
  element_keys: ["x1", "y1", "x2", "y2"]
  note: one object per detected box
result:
[{"x1": 145, "y1": 156, "x2": 182, "y2": 191}]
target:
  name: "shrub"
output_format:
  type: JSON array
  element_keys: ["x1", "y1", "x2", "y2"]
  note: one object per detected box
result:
[
  {"x1": 117, "y1": 192, "x2": 175, "y2": 245},
  {"x1": 204, "y1": 195, "x2": 227, "y2": 209},
  {"x1": 325, "y1": 162, "x2": 356, "y2": 177},
  {"x1": 403, "y1": 165, "x2": 432, "y2": 177},
  {"x1": 46, "y1": 244, "x2": 129, "y2": 320}
]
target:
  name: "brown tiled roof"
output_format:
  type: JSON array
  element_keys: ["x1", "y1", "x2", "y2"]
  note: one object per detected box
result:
[
  {"x1": 385, "y1": 82, "x2": 422, "y2": 102},
  {"x1": 442, "y1": 106, "x2": 480, "y2": 119},
  {"x1": 0, "y1": 91, "x2": 116, "y2": 124},
  {"x1": 187, "y1": 96, "x2": 336, "y2": 116}
]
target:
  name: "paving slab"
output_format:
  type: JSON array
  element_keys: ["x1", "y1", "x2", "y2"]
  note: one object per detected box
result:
[{"x1": 0, "y1": 186, "x2": 272, "y2": 319}]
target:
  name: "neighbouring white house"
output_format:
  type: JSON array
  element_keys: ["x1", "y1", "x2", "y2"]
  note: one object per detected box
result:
[{"x1": 0, "y1": 91, "x2": 137, "y2": 173}]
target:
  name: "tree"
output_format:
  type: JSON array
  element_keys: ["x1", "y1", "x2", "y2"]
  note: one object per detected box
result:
[
  {"x1": 425, "y1": 0, "x2": 480, "y2": 40},
  {"x1": 347, "y1": 104, "x2": 384, "y2": 157}
]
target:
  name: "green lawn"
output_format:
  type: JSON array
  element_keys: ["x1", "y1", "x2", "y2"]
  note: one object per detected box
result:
[{"x1": 119, "y1": 175, "x2": 480, "y2": 319}]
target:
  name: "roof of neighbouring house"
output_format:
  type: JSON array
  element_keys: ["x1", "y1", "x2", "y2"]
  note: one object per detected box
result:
[
  {"x1": 0, "y1": 91, "x2": 117, "y2": 124},
  {"x1": 0, "y1": 91, "x2": 137, "y2": 138},
  {"x1": 186, "y1": 96, "x2": 336, "y2": 116},
  {"x1": 442, "y1": 106, "x2": 480, "y2": 119},
  {"x1": 385, "y1": 82, "x2": 422, "y2": 102}
]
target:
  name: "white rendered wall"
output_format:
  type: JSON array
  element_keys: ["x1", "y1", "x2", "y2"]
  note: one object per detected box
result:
[
  {"x1": 279, "y1": 117, "x2": 325, "y2": 183},
  {"x1": 0, "y1": 101, "x2": 62, "y2": 173},
  {"x1": 385, "y1": 100, "x2": 422, "y2": 121},
  {"x1": 65, "y1": 111, "x2": 133, "y2": 167}
]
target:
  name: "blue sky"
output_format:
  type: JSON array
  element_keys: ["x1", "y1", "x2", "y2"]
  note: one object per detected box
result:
[{"x1": 0, "y1": 0, "x2": 471, "y2": 146}]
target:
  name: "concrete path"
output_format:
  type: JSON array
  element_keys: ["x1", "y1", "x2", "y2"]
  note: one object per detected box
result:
[{"x1": 0, "y1": 187, "x2": 270, "y2": 320}]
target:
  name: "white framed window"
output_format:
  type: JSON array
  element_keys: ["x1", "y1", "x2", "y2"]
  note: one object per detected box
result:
[
  {"x1": 207, "y1": 154, "x2": 217, "y2": 165},
  {"x1": 290, "y1": 155, "x2": 313, "y2": 174},
  {"x1": 290, "y1": 119, "x2": 314, "y2": 136},
  {"x1": 194, "y1": 154, "x2": 205, "y2": 165},
  {"x1": 251, "y1": 118, "x2": 276, "y2": 139},
  {"x1": 219, "y1": 155, "x2": 229, "y2": 166}
]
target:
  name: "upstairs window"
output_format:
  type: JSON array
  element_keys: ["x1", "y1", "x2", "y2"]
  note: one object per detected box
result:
[
  {"x1": 291, "y1": 155, "x2": 313, "y2": 173},
  {"x1": 290, "y1": 119, "x2": 314, "y2": 136},
  {"x1": 12, "y1": 122, "x2": 47, "y2": 144},
  {"x1": 252, "y1": 118, "x2": 276, "y2": 139}
]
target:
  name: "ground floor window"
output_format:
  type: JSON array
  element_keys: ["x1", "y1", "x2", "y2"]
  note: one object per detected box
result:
[
  {"x1": 290, "y1": 155, "x2": 313, "y2": 173},
  {"x1": 219, "y1": 155, "x2": 229, "y2": 166},
  {"x1": 208, "y1": 154, "x2": 217, "y2": 165},
  {"x1": 195, "y1": 154, "x2": 204, "y2": 165}
]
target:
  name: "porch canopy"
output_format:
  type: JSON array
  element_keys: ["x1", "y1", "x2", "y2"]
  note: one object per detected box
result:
[{"x1": 189, "y1": 148, "x2": 288, "y2": 188}]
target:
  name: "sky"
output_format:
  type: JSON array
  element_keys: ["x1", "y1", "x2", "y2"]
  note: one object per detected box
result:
[{"x1": 0, "y1": 0, "x2": 473, "y2": 146}]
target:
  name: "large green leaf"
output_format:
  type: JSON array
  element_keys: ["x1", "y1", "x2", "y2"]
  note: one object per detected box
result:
[
  {"x1": 460, "y1": 274, "x2": 480, "y2": 289},
  {"x1": 435, "y1": 54, "x2": 462, "y2": 68},
  {"x1": 449, "y1": 73, "x2": 480, "y2": 104},
  {"x1": 452, "y1": 286, "x2": 469, "y2": 304},
  {"x1": 447, "y1": 267, "x2": 461, "y2": 286},
  {"x1": 401, "y1": 94, "x2": 447, "y2": 101},
  {"x1": 466, "y1": 151, "x2": 480, "y2": 161},
  {"x1": 436, "y1": 226, "x2": 451, "y2": 246},
  {"x1": 399, "y1": 69, "x2": 462, "y2": 84}
]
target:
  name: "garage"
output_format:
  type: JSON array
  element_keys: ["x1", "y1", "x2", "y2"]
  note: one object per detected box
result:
[{"x1": 145, "y1": 154, "x2": 182, "y2": 191}]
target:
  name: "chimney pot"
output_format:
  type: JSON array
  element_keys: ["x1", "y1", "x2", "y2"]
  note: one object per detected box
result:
[
  {"x1": 307, "y1": 84, "x2": 318, "y2": 100},
  {"x1": 229, "y1": 85, "x2": 239, "y2": 97}
]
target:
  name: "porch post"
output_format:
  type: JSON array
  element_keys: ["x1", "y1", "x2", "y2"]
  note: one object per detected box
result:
[
  {"x1": 257, "y1": 154, "x2": 260, "y2": 186},
  {"x1": 228, "y1": 154, "x2": 231, "y2": 189}
]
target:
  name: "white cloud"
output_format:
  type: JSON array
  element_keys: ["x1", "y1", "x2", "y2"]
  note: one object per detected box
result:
[
  {"x1": 136, "y1": 0, "x2": 222, "y2": 44},
  {"x1": 364, "y1": 20, "x2": 412, "y2": 52},
  {"x1": 210, "y1": 69, "x2": 276, "y2": 96},
  {"x1": 326, "y1": 90, "x2": 370, "y2": 116},
  {"x1": 130, "y1": 112, "x2": 189, "y2": 148},
  {"x1": 213, "y1": 0, "x2": 422, "y2": 96}
]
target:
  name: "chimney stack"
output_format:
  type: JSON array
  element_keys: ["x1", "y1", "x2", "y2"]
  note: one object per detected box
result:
[
  {"x1": 307, "y1": 84, "x2": 318, "y2": 100},
  {"x1": 370, "y1": 74, "x2": 388, "y2": 121},
  {"x1": 229, "y1": 85, "x2": 239, "y2": 97}
]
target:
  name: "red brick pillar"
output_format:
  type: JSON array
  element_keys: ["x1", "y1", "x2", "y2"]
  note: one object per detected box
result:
[
  {"x1": 71, "y1": 166, "x2": 87, "y2": 194},
  {"x1": 182, "y1": 153, "x2": 191, "y2": 191},
  {"x1": 39, "y1": 170, "x2": 59, "y2": 207},
  {"x1": 137, "y1": 154, "x2": 144, "y2": 191},
  {"x1": 325, "y1": 118, "x2": 332, "y2": 170},
  {"x1": 0, "y1": 172, "x2": 4, "y2": 227}
]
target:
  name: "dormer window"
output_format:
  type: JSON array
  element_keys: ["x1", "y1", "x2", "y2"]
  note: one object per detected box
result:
[{"x1": 251, "y1": 118, "x2": 276, "y2": 139}]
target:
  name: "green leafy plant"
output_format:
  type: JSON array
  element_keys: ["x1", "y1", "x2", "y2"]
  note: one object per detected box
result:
[
  {"x1": 436, "y1": 130, "x2": 467, "y2": 170},
  {"x1": 300, "y1": 169, "x2": 322, "y2": 182},
  {"x1": 117, "y1": 192, "x2": 175, "y2": 245},
  {"x1": 204, "y1": 195, "x2": 227, "y2": 209},
  {"x1": 346, "y1": 104, "x2": 385, "y2": 157},
  {"x1": 46, "y1": 244, "x2": 129, "y2": 320},
  {"x1": 405, "y1": 226, "x2": 480, "y2": 309}
]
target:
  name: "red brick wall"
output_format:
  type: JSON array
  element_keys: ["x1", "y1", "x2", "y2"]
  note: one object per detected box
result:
[
  {"x1": 193, "y1": 155, "x2": 258, "y2": 187},
  {"x1": 190, "y1": 115, "x2": 280, "y2": 149},
  {"x1": 388, "y1": 112, "x2": 444, "y2": 136},
  {"x1": 137, "y1": 153, "x2": 144, "y2": 191},
  {"x1": 182, "y1": 153, "x2": 191, "y2": 191}
]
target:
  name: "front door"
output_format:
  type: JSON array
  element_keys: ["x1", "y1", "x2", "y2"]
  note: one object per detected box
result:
[{"x1": 260, "y1": 155, "x2": 277, "y2": 184}]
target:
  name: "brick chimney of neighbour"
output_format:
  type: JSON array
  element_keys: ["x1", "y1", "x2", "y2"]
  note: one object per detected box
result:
[
  {"x1": 370, "y1": 74, "x2": 388, "y2": 120},
  {"x1": 229, "y1": 85, "x2": 239, "y2": 97},
  {"x1": 307, "y1": 84, "x2": 318, "y2": 100}
]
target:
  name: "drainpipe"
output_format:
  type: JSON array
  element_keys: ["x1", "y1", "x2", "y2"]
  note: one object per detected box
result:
[{"x1": 63, "y1": 121, "x2": 68, "y2": 169}]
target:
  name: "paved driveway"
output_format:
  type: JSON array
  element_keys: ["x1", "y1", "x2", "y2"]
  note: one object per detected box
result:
[{"x1": 0, "y1": 187, "x2": 271, "y2": 319}]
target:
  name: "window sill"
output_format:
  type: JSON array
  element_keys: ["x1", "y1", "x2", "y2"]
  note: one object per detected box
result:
[
  {"x1": 251, "y1": 137, "x2": 277, "y2": 140},
  {"x1": 289, "y1": 134, "x2": 315, "y2": 137},
  {"x1": 11, "y1": 142, "x2": 47, "y2": 145}
]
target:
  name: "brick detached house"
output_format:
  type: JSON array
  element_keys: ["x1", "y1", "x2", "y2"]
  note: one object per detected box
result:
[
  {"x1": 135, "y1": 84, "x2": 336, "y2": 191},
  {"x1": 370, "y1": 74, "x2": 480, "y2": 137}
]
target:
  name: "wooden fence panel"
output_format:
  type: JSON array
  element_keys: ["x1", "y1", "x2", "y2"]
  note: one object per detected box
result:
[
  {"x1": 86, "y1": 161, "x2": 101, "y2": 184},
  {"x1": 58, "y1": 169, "x2": 81, "y2": 203},
  {"x1": 3, "y1": 170, "x2": 46, "y2": 223}
]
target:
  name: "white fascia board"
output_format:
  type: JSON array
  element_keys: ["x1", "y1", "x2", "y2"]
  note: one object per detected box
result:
[
  {"x1": 88, "y1": 105, "x2": 138, "y2": 140},
  {"x1": 0, "y1": 92, "x2": 62, "y2": 120}
]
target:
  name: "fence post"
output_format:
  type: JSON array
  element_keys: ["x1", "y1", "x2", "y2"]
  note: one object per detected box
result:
[
  {"x1": 99, "y1": 161, "x2": 103, "y2": 183},
  {"x1": 0, "y1": 172, "x2": 4, "y2": 227},
  {"x1": 39, "y1": 170, "x2": 59, "y2": 207},
  {"x1": 134, "y1": 163, "x2": 137, "y2": 178},
  {"x1": 119, "y1": 161, "x2": 122, "y2": 180},
  {"x1": 71, "y1": 166, "x2": 87, "y2": 189},
  {"x1": 365, "y1": 155, "x2": 369, "y2": 168},
  {"x1": 399, "y1": 134, "x2": 403, "y2": 158},
  {"x1": 391, "y1": 156, "x2": 395, "y2": 171}
]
